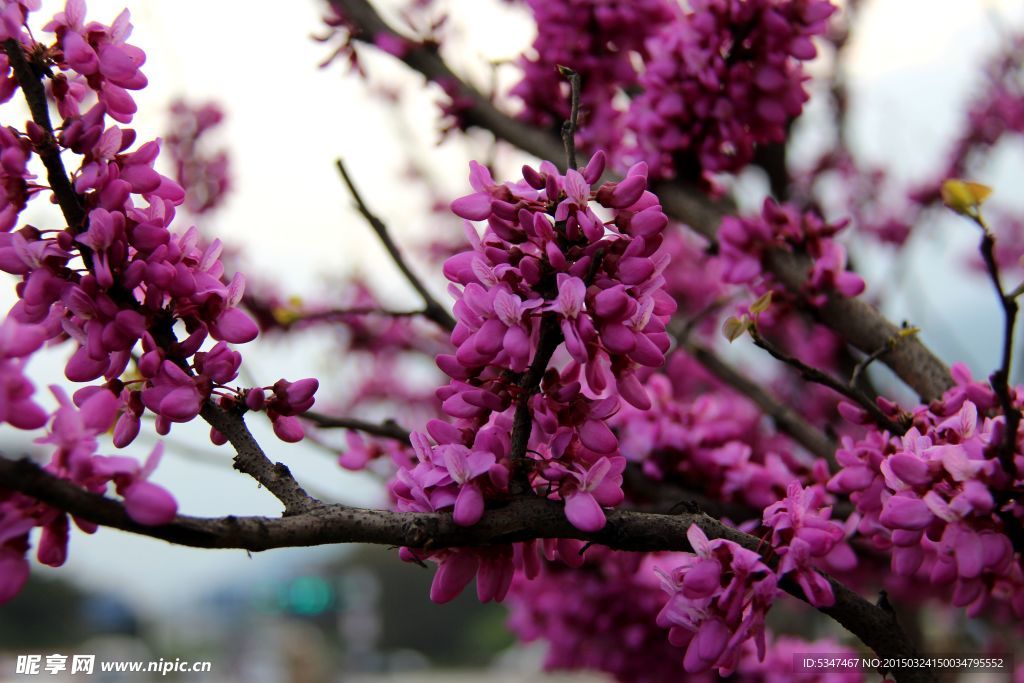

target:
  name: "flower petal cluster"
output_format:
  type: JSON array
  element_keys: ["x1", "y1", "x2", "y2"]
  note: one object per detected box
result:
[
  {"x1": 763, "y1": 482, "x2": 855, "y2": 607},
  {"x1": 626, "y1": 0, "x2": 836, "y2": 182},
  {"x1": 511, "y1": 0, "x2": 673, "y2": 154},
  {"x1": 719, "y1": 198, "x2": 864, "y2": 307},
  {"x1": 829, "y1": 364, "x2": 1024, "y2": 618},
  {"x1": 615, "y1": 354, "x2": 823, "y2": 510},
  {"x1": 390, "y1": 153, "x2": 673, "y2": 602},
  {"x1": 0, "y1": 384, "x2": 177, "y2": 602},
  {"x1": 656, "y1": 525, "x2": 779, "y2": 675}
]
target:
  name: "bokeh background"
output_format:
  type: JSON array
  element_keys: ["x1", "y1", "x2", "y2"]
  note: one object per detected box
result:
[{"x1": 1, "y1": 0, "x2": 1023, "y2": 680}]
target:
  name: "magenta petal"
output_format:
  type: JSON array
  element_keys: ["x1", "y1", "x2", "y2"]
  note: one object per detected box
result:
[
  {"x1": 211, "y1": 307, "x2": 259, "y2": 344},
  {"x1": 430, "y1": 552, "x2": 479, "y2": 604},
  {"x1": 681, "y1": 559, "x2": 721, "y2": 599},
  {"x1": 453, "y1": 484, "x2": 484, "y2": 526},
  {"x1": 579, "y1": 419, "x2": 617, "y2": 454},
  {"x1": 80, "y1": 389, "x2": 120, "y2": 432},
  {"x1": 8, "y1": 400, "x2": 47, "y2": 430},
  {"x1": 565, "y1": 491, "x2": 606, "y2": 532},
  {"x1": 887, "y1": 453, "x2": 931, "y2": 487},
  {"x1": 124, "y1": 480, "x2": 178, "y2": 525},
  {"x1": 451, "y1": 193, "x2": 492, "y2": 220},
  {"x1": 65, "y1": 345, "x2": 109, "y2": 382},
  {"x1": 0, "y1": 548, "x2": 29, "y2": 603},
  {"x1": 684, "y1": 619, "x2": 729, "y2": 673},
  {"x1": 37, "y1": 515, "x2": 69, "y2": 567},
  {"x1": 272, "y1": 415, "x2": 305, "y2": 443},
  {"x1": 158, "y1": 386, "x2": 201, "y2": 421},
  {"x1": 879, "y1": 494, "x2": 932, "y2": 530}
]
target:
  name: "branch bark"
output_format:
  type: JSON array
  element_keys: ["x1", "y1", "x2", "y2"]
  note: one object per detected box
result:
[
  {"x1": 200, "y1": 403, "x2": 320, "y2": 515},
  {"x1": 0, "y1": 453, "x2": 931, "y2": 682}
]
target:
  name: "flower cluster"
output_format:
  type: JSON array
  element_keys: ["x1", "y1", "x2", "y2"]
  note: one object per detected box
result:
[
  {"x1": 389, "y1": 153, "x2": 674, "y2": 600},
  {"x1": 0, "y1": 0, "x2": 313, "y2": 444},
  {"x1": 507, "y1": 543, "x2": 863, "y2": 683},
  {"x1": 1, "y1": 384, "x2": 176, "y2": 603},
  {"x1": 656, "y1": 524, "x2": 779, "y2": 674},
  {"x1": 763, "y1": 482, "x2": 855, "y2": 607},
  {"x1": 626, "y1": 0, "x2": 835, "y2": 182},
  {"x1": 511, "y1": 0, "x2": 673, "y2": 153},
  {"x1": 165, "y1": 100, "x2": 230, "y2": 215},
  {"x1": 719, "y1": 198, "x2": 864, "y2": 307},
  {"x1": 615, "y1": 353, "x2": 824, "y2": 511},
  {"x1": 506, "y1": 549, "x2": 693, "y2": 683},
  {"x1": 829, "y1": 363, "x2": 1024, "y2": 619},
  {"x1": 0, "y1": 0, "x2": 314, "y2": 603}
]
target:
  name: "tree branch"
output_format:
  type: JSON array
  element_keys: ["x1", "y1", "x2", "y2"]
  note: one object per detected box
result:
[
  {"x1": 0, "y1": 453, "x2": 930, "y2": 681},
  {"x1": 2, "y1": 39, "x2": 86, "y2": 232},
  {"x1": 199, "y1": 403, "x2": 320, "y2": 515},
  {"x1": 303, "y1": 410, "x2": 411, "y2": 442},
  {"x1": 335, "y1": 158, "x2": 456, "y2": 332},
  {"x1": 749, "y1": 327, "x2": 909, "y2": 436},
  {"x1": 324, "y1": 0, "x2": 955, "y2": 404},
  {"x1": 976, "y1": 222, "x2": 1020, "y2": 479}
]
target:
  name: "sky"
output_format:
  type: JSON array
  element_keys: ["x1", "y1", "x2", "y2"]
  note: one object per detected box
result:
[{"x1": 1, "y1": 0, "x2": 1023, "y2": 617}]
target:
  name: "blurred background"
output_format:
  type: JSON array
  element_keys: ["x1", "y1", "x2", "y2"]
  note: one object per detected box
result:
[{"x1": 1, "y1": 0, "x2": 1023, "y2": 680}]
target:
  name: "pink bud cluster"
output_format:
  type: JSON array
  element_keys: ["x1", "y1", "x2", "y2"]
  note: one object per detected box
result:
[
  {"x1": 511, "y1": 0, "x2": 673, "y2": 153},
  {"x1": 1, "y1": 383, "x2": 176, "y2": 603},
  {"x1": 507, "y1": 544, "x2": 864, "y2": 682},
  {"x1": 389, "y1": 153, "x2": 674, "y2": 601},
  {"x1": 829, "y1": 364, "x2": 1024, "y2": 619},
  {"x1": 615, "y1": 353, "x2": 823, "y2": 510},
  {"x1": 719, "y1": 198, "x2": 864, "y2": 307},
  {"x1": 625, "y1": 0, "x2": 835, "y2": 182},
  {"x1": 656, "y1": 524, "x2": 779, "y2": 674},
  {"x1": 0, "y1": 0, "x2": 312, "y2": 445}
]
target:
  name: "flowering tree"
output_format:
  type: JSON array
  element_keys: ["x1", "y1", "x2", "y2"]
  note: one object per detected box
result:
[{"x1": 1, "y1": 0, "x2": 1023, "y2": 681}]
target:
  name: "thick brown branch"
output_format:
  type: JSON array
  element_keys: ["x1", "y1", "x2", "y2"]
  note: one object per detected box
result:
[
  {"x1": 0, "y1": 454, "x2": 931, "y2": 681},
  {"x1": 200, "y1": 403, "x2": 319, "y2": 515},
  {"x1": 325, "y1": 0, "x2": 954, "y2": 404},
  {"x1": 335, "y1": 158, "x2": 457, "y2": 332}
]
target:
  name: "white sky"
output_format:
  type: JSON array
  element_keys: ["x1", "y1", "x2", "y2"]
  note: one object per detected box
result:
[{"x1": 0, "y1": 0, "x2": 1022, "y2": 617}]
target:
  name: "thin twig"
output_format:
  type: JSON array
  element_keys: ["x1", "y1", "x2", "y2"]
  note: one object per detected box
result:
[
  {"x1": 749, "y1": 328, "x2": 909, "y2": 435},
  {"x1": 558, "y1": 66, "x2": 581, "y2": 170},
  {"x1": 303, "y1": 411, "x2": 411, "y2": 443},
  {"x1": 335, "y1": 158, "x2": 456, "y2": 332},
  {"x1": 974, "y1": 215, "x2": 1020, "y2": 479}
]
